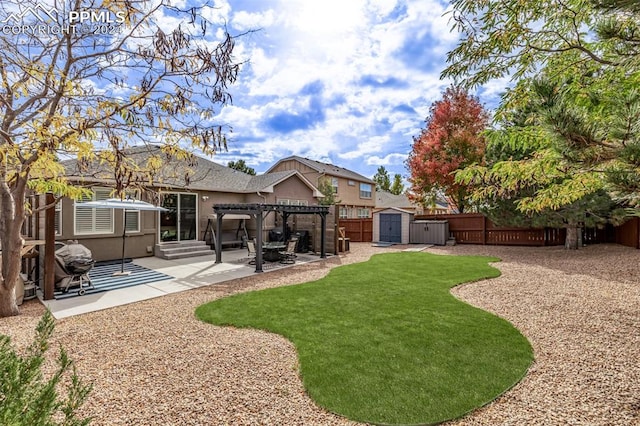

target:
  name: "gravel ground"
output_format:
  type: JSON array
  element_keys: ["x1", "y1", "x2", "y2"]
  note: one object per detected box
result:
[{"x1": 1, "y1": 242, "x2": 639, "y2": 425}]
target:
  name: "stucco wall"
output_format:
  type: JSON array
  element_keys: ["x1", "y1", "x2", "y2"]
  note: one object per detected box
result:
[
  {"x1": 57, "y1": 197, "x2": 161, "y2": 261},
  {"x1": 269, "y1": 160, "x2": 376, "y2": 214}
]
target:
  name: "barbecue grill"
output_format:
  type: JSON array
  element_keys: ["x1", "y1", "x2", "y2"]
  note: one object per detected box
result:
[{"x1": 54, "y1": 241, "x2": 95, "y2": 295}]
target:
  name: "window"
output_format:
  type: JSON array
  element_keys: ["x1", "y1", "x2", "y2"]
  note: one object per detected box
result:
[
  {"x1": 357, "y1": 208, "x2": 370, "y2": 218},
  {"x1": 74, "y1": 188, "x2": 113, "y2": 235},
  {"x1": 54, "y1": 201, "x2": 62, "y2": 236},
  {"x1": 331, "y1": 177, "x2": 339, "y2": 194},
  {"x1": 339, "y1": 207, "x2": 348, "y2": 219},
  {"x1": 348, "y1": 180, "x2": 355, "y2": 186},
  {"x1": 124, "y1": 210, "x2": 140, "y2": 233},
  {"x1": 124, "y1": 190, "x2": 141, "y2": 233},
  {"x1": 359, "y1": 183, "x2": 372, "y2": 198},
  {"x1": 277, "y1": 199, "x2": 309, "y2": 206}
]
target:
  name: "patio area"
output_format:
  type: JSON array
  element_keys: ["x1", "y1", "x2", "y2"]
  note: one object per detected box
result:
[{"x1": 41, "y1": 248, "x2": 326, "y2": 319}]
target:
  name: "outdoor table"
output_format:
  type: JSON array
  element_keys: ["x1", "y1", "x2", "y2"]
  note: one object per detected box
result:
[{"x1": 263, "y1": 242, "x2": 286, "y2": 262}]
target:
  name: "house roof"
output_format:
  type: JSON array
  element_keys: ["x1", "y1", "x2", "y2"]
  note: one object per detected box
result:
[
  {"x1": 375, "y1": 191, "x2": 414, "y2": 209},
  {"x1": 61, "y1": 145, "x2": 322, "y2": 196},
  {"x1": 266, "y1": 155, "x2": 375, "y2": 184},
  {"x1": 375, "y1": 191, "x2": 448, "y2": 210}
]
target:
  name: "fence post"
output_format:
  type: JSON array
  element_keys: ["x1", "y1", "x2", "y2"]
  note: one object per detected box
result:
[{"x1": 482, "y1": 215, "x2": 487, "y2": 245}]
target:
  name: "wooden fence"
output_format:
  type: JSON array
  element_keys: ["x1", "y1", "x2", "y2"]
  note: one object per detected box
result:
[
  {"x1": 338, "y1": 218, "x2": 373, "y2": 242},
  {"x1": 614, "y1": 217, "x2": 640, "y2": 249},
  {"x1": 414, "y1": 213, "x2": 639, "y2": 248}
]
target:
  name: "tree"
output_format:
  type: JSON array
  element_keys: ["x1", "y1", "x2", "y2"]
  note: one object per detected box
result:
[
  {"x1": 227, "y1": 159, "x2": 256, "y2": 175},
  {"x1": 373, "y1": 166, "x2": 391, "y2": 192},
  {"x1": 389, "y1": 174, "x2": 404, "y2": 195},
  {"x1": 442, "y1": 0, "x2": 640, "y2": 89},
  {"x1": 406, "y1": 86, "x2": 489, "y2": 213},
  {"x1": 0, "y1": 0, "x2": 242, "y2": 317},
  {"x1": 445, "y1": 0, "x2": 640, "y2": 247},
  {"x1": 317, "y1": 178, "x2": 341, "y2": 206},
  {"x1": 457, "y1": 73, "x2": 633, "y2": 248},
  {"x1": 374, "y1": 166, "x2": 404, "y2": 195}
]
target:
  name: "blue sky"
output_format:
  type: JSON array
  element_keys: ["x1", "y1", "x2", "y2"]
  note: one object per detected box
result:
[{"x1": 187, "y1": 0, "x2": 509, "y2": 181}]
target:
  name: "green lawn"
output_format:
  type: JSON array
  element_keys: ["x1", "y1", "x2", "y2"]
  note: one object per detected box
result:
[{"x1": 195, "y1": 252, "x2": 533, "y2": 425}]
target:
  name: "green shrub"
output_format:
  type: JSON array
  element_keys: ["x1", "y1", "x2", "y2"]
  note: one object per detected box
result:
[{"x1": 0, "y1": 310, "x2": 93, "y2": 426}]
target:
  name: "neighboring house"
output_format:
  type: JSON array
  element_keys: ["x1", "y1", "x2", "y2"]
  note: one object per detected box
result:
[
  {"x1": 56, "y1": 146, "x2": 325, "y2": 261},
  {"x1": 375, "y1": 191, "x2": 451, "y2": 215},
  {"x1": 375, "y1": 191, "x2": 424, "y2": 214},
  {"x1": 425, "y1": 198, "x2": 454, "y2": 215},
  {"x1": 266, "y1": 156, "x2": 376, "y2": 219}
]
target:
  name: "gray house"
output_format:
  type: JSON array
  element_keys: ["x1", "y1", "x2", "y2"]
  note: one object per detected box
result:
[{"x1": 56, "y1": 146, "x2": 327, "y2": 261}]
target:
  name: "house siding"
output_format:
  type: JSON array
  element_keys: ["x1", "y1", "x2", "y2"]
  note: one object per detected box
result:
[
  {"x1": 57, "y1": 197, "x2": 161, "y2": 261},
  {"x1": 269, "y1": 159, "x2": 376, "y2": 218},
  {"x1": 52, "y1": 153, "x2": 329, "y2": 262}
]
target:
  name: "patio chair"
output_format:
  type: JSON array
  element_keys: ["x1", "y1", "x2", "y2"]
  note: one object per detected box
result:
[
  {"x1": 246, "y1": 239, "x2": 257, "y2": 265},
  {"x1": 279, "y1": 238, "x2": 298, "y2": 264}
]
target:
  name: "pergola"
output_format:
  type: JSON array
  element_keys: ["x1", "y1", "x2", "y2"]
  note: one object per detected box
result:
[{"x1": 212, "y1": 203, "x2": 330, "y2": 273}]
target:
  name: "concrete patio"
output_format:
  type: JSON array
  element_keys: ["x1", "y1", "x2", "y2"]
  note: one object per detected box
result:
[{"x1": 41, "y1": 248, "x2": 327, "y2": 319}]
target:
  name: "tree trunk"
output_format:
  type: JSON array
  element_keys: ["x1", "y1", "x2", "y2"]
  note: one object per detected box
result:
[
  {"x1": 0, "y1": 283, "x2": 19, "y2": 317},
  {"x1": 0, "y1": 223, "x2": 22, "y2": 317},
  {"x1": 565, "y1": 226, "x2": 579, "y2": 250},
  {"x1": 0, "y1": 178, "x2": 27, "y2": 317}
]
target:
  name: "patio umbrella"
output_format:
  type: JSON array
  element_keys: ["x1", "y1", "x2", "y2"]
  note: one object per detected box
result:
[{"x1": 74, "y1": 198, "x2": 168, "y2": 275}]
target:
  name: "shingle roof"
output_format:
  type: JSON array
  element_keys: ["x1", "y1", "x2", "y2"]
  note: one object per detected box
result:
[
  {"x1": 62, "y1": 145, "x2": 253, "y2": 191},
  {"x1": 375, "y1": 191, "x2": 448, "y2": 209},
  {"x1": 244, "y1": 171, "x2": 293, "y2": 192},
  {"x1": 375, "y1": 191, "x2": 414, "y2": 208},
  {"x1": 267, "y1": 155, "x2": 375, "y2": 184},
  {"x1": 62, "y1": 146, "x2": 315, "y2": 193}
]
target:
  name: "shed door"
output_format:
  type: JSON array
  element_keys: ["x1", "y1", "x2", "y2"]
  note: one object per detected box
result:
[{"x1": 380, "y1": 214, "x2": 402, "y2": 243}]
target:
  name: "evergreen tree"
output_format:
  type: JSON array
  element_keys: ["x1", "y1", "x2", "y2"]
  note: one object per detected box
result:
[
  {"x1": 373, "y1": 166, "x2": 391, "y2": 192},
  {"x1": 389, "y1": 174, "x2": 404, "y2": 195},
  {"x1": 227, "y1": 159, "x2": 256, "y2": 175}
]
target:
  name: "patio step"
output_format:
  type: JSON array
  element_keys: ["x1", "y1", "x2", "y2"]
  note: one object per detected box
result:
[{"x1": 154, "y1": 241, "x2": 215, "y2": 260}]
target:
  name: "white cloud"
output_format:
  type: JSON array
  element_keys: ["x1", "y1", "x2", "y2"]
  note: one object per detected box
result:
[
  {"x1": 201, "y1": 0, "x2": 232, "y2": 25},
  {"x1": 339, "y1": 135, "x2": 389, "y2": 160},
  {"x1": 365, "y1": 153, "x2": 407, "y2": 166},
  {"x1": 197, "y1": 0, "x2": 506, "y2": 178},
  {"x1": 232, "y1": 9, "x2": 275, "y2": 30}
]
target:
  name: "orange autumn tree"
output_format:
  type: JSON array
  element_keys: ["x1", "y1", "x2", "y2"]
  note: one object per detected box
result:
[{"x1": 407, "y1": 86, "x2": 489, "y2": 213}]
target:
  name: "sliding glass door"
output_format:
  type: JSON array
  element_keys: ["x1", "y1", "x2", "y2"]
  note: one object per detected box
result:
[{"x1": 160, "y1": 193, "x2": 197, "y2": 242}]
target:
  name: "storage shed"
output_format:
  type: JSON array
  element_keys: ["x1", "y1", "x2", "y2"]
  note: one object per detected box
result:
[{"x1": 373, "y1": 208, "x2": 414, "y2": 244}]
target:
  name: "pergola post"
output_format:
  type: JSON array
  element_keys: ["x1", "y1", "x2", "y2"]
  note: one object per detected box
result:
[
  {"x1": 282, "y1": 212, "x2": 289, "y2": 240},
  {"x1": 320, "y1": 213, "x2": 327, "y2": 258},
  {"x1": 215, "y1": 213, "x2": 224, "y2": 264},
  {"x1": 44, "y1": 193, "x2": 55, "y2": 300},
  {"x1": 255, "y1": 212, "x2": 264, "y2": 273}
]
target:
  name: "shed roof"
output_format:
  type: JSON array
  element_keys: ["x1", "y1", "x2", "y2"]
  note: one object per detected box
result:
[{"x1": 373, "y1": 207, "x2": 414, "y2": 215}]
